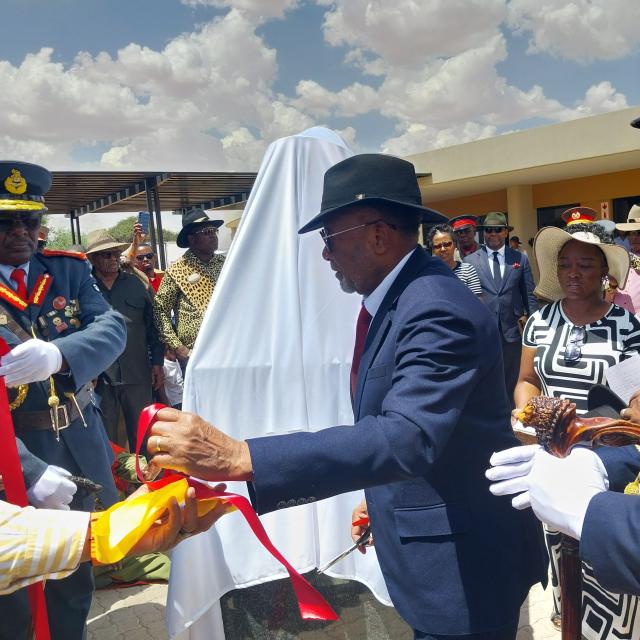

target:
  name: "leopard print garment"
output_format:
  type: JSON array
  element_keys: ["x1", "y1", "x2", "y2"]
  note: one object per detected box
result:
[{"x1": 153, "y1": 250, "x2": 225, "y2": 350}]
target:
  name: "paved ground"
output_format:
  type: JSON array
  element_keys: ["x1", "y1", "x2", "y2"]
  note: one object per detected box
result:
[{"x1": 88, "y1": 580, "x2": 560, "y2": 639}]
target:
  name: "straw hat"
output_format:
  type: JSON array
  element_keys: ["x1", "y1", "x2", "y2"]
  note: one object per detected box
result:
[
  {"x1": 533, "y1": 226, "x2": 630, "y2": 301},
  {"x1": 615, "y1": 205, "x2": 640, "y2": 232},
  {"x1": 85, "y1": 229, "x2": 129, "y2": 255}
]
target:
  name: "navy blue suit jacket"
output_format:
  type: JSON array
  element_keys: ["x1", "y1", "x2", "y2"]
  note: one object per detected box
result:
[
  {"x1": 464, "y1": 245, "x2": 537, "y2": 342},
  {"x1": 582, "y1": 445, "x2": 640, "y2": 595},
  {"x1": 247, "y1": 248, "x2": 547, "y2": 634}
]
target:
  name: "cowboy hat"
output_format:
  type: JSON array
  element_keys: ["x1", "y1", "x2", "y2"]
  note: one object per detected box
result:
[
  {"x1": 533, "y1": 226, "x2": 630, "y2": 301},
  {"x1": 479, "y1": 212, "x2": 513, "y2": 231},
  {"x1": 615, "y1": 205, "x2": 640, "y2": 233},
  {"x1": 298, "y1": 154, "x2": 446, "y2": 234},
  {"x1": 176, "y1": 209, "x2": 224, "y2": 248},
  {"x1": 85, "y1": 229, "x2": 129, "y2": 255}
]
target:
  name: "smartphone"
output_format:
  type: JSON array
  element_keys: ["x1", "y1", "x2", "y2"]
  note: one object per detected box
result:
[{"x1": 137, "y1": 211, "x2": 150, "y2": 235}]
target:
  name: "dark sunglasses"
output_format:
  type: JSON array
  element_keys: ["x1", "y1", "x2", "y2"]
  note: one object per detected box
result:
[
  {"x1": 191, "y1": 226, "x2": 218, "y2": 237},
  {"x1": 432, "y1": 241, "x2": 453, "y2": 250},
  {"x1": 135, "y1": 253, "x2": 154, "y2": 261},
  {"x1": 564, "y1": 325, "x2": 585, "y2": 364},
  {"x1": 483, "y1": 226, "x2": 506, "y2": 234},
  {"x1": 0, "y1": 212, "x2": 41, "y2": 232}
]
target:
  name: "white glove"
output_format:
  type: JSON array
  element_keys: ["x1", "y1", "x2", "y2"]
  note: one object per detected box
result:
[
  {"x1": 486, "y1": 444, "x2": 539, "y2": 509},
  {"x1": 27, "y1": 465, "x2": 77, "y2": 510},
  {"x1": 528, "y1": 448, "x2": 609, "y2": 540},
  {"x1": 0, "y1": 339, "x2": 63, "y2": 386}
]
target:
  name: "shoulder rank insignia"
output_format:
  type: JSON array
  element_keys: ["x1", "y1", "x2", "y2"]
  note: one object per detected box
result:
[
  {"x1": 4, "y1": 168, "x2": 27, "y2": 195},
  {"x1": 41, "y1": 248, "x2": 87, "y2": 260}
]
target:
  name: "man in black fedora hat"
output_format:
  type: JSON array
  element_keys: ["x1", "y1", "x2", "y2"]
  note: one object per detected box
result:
[
  {"x1": 146, "y1": 154, "x2": 547, "y2": 639},
  {"x1": 153, "y1": 209, "x2": 224, "y2": 371}
]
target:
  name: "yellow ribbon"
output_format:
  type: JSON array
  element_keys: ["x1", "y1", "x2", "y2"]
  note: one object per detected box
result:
[{"x1": 90, "y1": 478, "x2": 227, "y2": 565}]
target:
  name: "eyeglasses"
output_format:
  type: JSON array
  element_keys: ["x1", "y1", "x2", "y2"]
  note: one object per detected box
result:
[
  {"x1": 320, "y1": 219, "x2": 397, "y2": 253},
  {"x1": 191, "y1": 226, "x2": 218, "y2": 237},
  {"x1": 0, "y1": 212, "x2": 41, "y2": 233},
  {"x1": 564, "y1": 325, "x2": 585, "y2": 364},
  {"x1": 432, "y1": 241, "x2": 453, "y2": 250},
  {"x1": 484, "y1": 226, "x2": 506, "y2": 234},
  {"x1": 135, "y1": 253, "x2": 154, "y2": 261}
]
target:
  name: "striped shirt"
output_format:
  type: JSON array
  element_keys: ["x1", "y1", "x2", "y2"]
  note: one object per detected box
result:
[
  {"x1": 0, "y1": 500, "x2": 88, "y2": 595},
  {"x1": 452, "y1": 261, "x2": 482, "y2": 296}
]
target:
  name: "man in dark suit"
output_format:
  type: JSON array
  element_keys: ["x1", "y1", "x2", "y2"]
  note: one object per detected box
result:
[
  {"x1": 0, "y1": 161, "x2": 126, "y2": 639},
  {"x1": 147, "y1": 154, "x2": 547, "y2": 639},
  {"x1": 464, "y1": 212, "x2": 537, "y2": 406}
]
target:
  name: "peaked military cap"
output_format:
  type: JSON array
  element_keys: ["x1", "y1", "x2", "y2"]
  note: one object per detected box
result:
[
  {"x1": 0, "y1": 161, "x2": 52, "y2": 212},
  {"x1": 298, "y1": 153, "x2": 446, "y2": 234},
  {"x1": 449, "y1": 215, "x2": 478, "y2": 231}
]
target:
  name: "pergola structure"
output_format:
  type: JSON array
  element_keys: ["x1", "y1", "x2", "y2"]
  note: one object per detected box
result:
[{"x1": 46, "y1": 171, "x2": 257, "y2": 269}]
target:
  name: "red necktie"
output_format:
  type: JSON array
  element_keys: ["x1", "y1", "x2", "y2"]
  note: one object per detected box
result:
[
  {"x1": 351, "y1": 305, "x2": 372, "y2": 397},
  {"x1": 10, "y1": 268, "x2": 27, "y2": 300}
]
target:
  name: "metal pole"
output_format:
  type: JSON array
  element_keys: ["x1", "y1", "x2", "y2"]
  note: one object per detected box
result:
[
  {"x1": 144, "y1": 180, "x2": 158, "y2": 254},
  {"x1": 69, "y1": 212, "x2": 77, "y2": 245},
  {"x1": 152, "y1": 186, "x2": 166, "y2": 270},
  {"x1": 75, "y1": 215, "x2": 82, "y2": 245}
]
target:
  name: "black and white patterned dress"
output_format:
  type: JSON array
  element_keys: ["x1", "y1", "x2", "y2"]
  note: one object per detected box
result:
[{"x1": 524, "y1": 300, "x2": 640, "y2": 640}]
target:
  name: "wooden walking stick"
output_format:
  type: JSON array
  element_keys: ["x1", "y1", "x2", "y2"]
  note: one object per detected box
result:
[{"x1": 517, "y1": 396, "x2": 640, "y2": 640}]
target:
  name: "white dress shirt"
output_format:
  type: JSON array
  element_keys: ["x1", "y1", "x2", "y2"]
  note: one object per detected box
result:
[{"x1": 485, "y1": 244, "x2": 506, "y2": 279}]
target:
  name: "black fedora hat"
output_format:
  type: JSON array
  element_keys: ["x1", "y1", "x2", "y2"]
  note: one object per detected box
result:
[
  {"x1": 0, "y1": 161, "x2": 52, "y2": 212},
  {"x1": 176, "y1": 209, "x2": 224, "y2": 248},
  {"x1": 298, "y1": 153, "x2": 446, "y2": 234}
]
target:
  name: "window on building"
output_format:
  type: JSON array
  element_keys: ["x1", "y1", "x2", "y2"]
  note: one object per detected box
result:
[
  {"x1": 613, "y1": 196, "x2": 640, "y2": 222},
  {"x1": 537, "y1": 204, "x2": 579, "y2": 230}
]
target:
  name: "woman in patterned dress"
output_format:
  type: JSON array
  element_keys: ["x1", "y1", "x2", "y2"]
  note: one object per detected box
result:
[
  {"x1": 515, "y1": 222, "x2": 640, "y2": 639},
  {"x1": 428, "y1": 224, "x2": 483, "y2": 297}
]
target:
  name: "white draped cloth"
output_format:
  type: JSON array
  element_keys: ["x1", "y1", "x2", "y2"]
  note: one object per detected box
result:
[{"x1": 167, "y1": 127, "x2": 391, "y2": 640}]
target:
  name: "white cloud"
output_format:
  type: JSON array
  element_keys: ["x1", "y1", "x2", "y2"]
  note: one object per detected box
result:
[
  {"x1": 382, "y1": 121, "x2": 498, "y2": 157},
  {"x1": 508, "y1": 0, "x2": 640, "y2": 62},
  {"x1": 180, "y1": 0, "x2": 299, "y2": 22},
  {"x1": 294, "y1": 80, "x2": 378, "y2": 118},
  {"x1": 320, "y1": 0, "x2": 507, "y2": 68},
  {"x1": 0, "y1": 9, "x2": 315, "y2": 170}
]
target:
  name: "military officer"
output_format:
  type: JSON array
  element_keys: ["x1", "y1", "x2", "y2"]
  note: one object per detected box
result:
[{"x1": 0, "y1": 161, "x2": 126, "y2": 639}]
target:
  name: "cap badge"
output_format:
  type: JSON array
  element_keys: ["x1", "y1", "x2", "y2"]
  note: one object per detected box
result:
[
  {"x1": 4, "y1": 169, "x2": 27, "y2": 195},
  {"x1": 355, "y1": 193, "x2": 365, "y2": 200},
  {"x1": 571, "y1": 211, "x2": 580, "y2": 220}
]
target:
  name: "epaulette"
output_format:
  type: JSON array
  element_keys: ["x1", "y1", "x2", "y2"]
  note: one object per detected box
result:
[{"x1": 41, "y1": 248, "x2": 87, "y2": 260}]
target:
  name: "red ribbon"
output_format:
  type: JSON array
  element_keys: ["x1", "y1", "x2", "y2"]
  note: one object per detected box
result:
[
  {"x1": 136, "y1": 404, "x2": 338, "y2": 622},
  {"x1": 0, "y1": 337, "x2": 51, "y2": 639}
]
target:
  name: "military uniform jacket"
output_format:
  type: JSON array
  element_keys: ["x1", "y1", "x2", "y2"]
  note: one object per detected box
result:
[
  {"x1": 1, "y1": 251, "x2": 126, "y2": 509},
  {"x1": 95, "y1": 270, "x2": 164, "y2": 385}
]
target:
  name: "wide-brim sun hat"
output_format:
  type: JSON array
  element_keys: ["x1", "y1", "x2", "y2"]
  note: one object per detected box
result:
[
  {"x1": 85, "y1": 229, "x2": 129, "y2": 255},
  {"x1": 176, "y1": 208, "x2": 224, "y2": 248},
  {"x1": 298, "y1": 153, "x2": 446, "y2": 234},
  {"x1": 533, "y1": 226, "x2": 630, "y2": 301},
  {"x1": 615, "y1": 204, "x2": 640, "y2": 233}
]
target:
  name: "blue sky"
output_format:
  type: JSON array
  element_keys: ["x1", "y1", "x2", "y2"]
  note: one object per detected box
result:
[{"x1": 0, "y1": 0, "x2": 637, "y2": 171}]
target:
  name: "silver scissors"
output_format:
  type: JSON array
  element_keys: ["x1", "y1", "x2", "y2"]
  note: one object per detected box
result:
[{"x1": 317, "y1": 525, "x2": 372, "y2": 574}]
